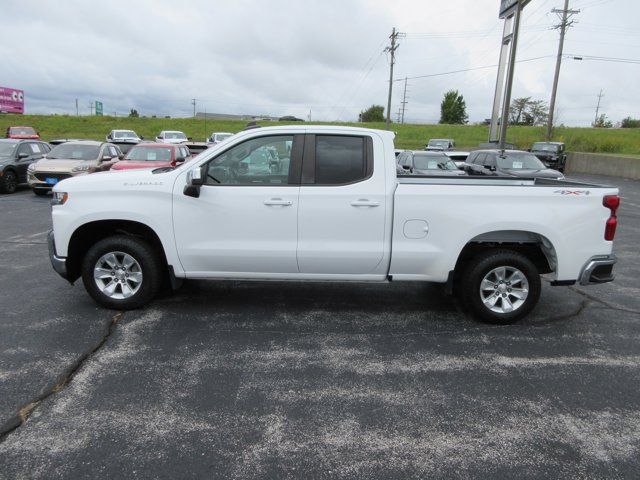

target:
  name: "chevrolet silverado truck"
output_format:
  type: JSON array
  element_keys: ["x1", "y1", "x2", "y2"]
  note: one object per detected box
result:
[{"x1": 48, "y1": 126, "x2": 619, "y2": 323}]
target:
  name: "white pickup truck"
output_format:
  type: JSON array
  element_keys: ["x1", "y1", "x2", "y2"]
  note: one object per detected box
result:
[{"x1": 48, "y1": 126, "x2": 619, "y2": 323}]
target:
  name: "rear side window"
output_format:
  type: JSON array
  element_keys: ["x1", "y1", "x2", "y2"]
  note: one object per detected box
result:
[{"x1": 315, "y1": 135, "x2": 366, "y2": 185}]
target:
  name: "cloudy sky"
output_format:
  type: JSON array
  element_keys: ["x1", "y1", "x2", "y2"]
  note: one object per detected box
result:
[{"x1": 2, "y1": 0, "x2": 637, "y2": 125}]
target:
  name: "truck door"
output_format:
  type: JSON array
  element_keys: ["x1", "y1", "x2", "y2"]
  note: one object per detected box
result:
[
  {"x1": 297, "y1": 134, "x2": 387, "y2": 275},
  {"x1": 172, "y1": 134, "x2": 303, "y2": 275}
]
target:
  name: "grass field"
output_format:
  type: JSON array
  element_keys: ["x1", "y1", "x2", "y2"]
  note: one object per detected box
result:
[{"x1": 2, "y1": 114, "x2": 639, "y2": 155}]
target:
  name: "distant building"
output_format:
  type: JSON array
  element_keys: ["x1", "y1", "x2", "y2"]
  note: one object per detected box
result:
[{"x1": 196, "y1": 112, "x2": 278, "y2": 122}]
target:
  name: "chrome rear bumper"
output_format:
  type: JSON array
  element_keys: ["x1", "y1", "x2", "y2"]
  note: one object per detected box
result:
[{"x1": 579, "y1": 254, "x2": 616, "y2": 286}]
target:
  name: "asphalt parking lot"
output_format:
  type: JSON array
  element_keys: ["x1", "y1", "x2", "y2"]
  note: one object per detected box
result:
[{"x1": 0, "y1": 173, "x2": 639, "y2": 479}]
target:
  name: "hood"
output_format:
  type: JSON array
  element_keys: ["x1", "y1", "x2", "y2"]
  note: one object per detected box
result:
[
  {"x1": 52, "y1": 167, "x2": 171, "y2": 193},
  {"x1": 111, "y1": 160, "x2": 173, "y2": 170},
  {"x1": 159, "y1": 138, "x2": 186, "y2": 144},
  {"x1": 505, "y1": 168, "x2": 563, "y2": 179},
  {"x1": 34, "y1": 158, "x2": 98, "y2": 172}
]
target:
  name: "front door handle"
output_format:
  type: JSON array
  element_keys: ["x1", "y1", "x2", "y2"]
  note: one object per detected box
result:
[
  {"x1": 264, "y1": 198, "x2": 293, "y2": 206},
  {"x1": 351, "y1": 199, "x2": 380, "y2": 207}
]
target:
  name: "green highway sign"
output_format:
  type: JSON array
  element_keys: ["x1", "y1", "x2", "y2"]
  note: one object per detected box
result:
[{"x1": 95, "y1": 100, "x2": 103, "y2": 116}]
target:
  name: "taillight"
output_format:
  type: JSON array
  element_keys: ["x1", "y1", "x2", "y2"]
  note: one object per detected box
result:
[{"x1": 603, "y1": 195, "x2": 620, "y2": 241}]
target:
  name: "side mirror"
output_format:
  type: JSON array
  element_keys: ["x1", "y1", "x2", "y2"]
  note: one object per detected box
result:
[
  {"x1": 118, "y1": 154, "x2": 125, "y2": 160},
  {"x1": 18, "y1": 152, "x2": 29, "y2": 159},
  {"x1": 187, "y1": 137, "x2": 193, "y2": 141},
  {"x1": 402, "y1": 165, "x2": 411, "y2": 170},
  {"x1": 184, "y1": 166, "x2": 205, "y2": 198},
  {"x1": 140, "y1": 136, "x2": 145, "y2": 140},
  {"x1": 175, "y1": 156, "x2": 186, "y2": 163},
  {"x1": 527, "y1": 148, "x2": 531, "y2": 152},
  {"x1": 489, "y1": 165, "x2": 496, "y2": 172},
  {"x1": 101, "y1": 154, "x2": 113, "y2": 162}
]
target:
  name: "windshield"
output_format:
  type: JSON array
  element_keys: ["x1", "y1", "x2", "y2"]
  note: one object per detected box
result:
[
  {"x1": 10, "y1": 127, "x2": 36, "y2": 135},
  {"x1": 532, "y1": 143, "x2": 560, "y2": 152},
  {"x1": 165, "y1": 132, "x2": 187, "y2": 140},
  {"x1": 47, "y1": 143, "x2": 100, "y2": 160},
  {"x1": 414, "y1": 156, "x2": 457, "y2": 170},
  {"x1": 114, "y1": 130, "x2": 138, "y2": 139},
  {"x1": 0, "y1": 143, "x2": 17, "y2": 156},
  {"x1": 428, "y1": 140, "x2": 449, "y2": 148},
  {"x1": 497, "y1": 152, "x2": 546, "y2": 170},
  {"x1": 125, "y1": 146, "x2": 172, "y2": 162}
]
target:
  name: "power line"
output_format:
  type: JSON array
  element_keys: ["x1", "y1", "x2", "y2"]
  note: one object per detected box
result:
[{"x1": 394, "y1": 55, "x2": 554, "y2": 82}]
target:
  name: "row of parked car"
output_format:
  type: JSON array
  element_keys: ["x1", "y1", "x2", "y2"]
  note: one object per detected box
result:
[
  {"x1": 396, "y1": 138, "x2": 567, "y2": 180},
  {"x1": 0, "y1": 127, "x2": 237, "y2": 194}
]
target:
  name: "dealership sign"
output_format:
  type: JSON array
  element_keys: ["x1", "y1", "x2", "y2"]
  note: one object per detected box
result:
[
  {"x1": 500, "y1": 0, "x2": 530, "y2": 18},
  {"x1": 0, "y1": 87, "x2": 24, "y2": 114}
]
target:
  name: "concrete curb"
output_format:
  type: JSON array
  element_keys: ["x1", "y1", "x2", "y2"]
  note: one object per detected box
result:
[{"x1": 566, "y1": 152, "x2": 640, "y2": 180}]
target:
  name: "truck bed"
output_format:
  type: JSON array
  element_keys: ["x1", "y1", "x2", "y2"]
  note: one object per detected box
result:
[{"x1": 397, "y1": 175, "x2": 610, "y2": 188}]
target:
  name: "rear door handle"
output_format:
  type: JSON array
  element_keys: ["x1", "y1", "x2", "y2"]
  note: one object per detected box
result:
[
  {"x1": 350, "y1": 199, "x2": 380, "y2": 207},
  {"x1": 264, "y1": 198, "x2": 293, "y2": 206}
]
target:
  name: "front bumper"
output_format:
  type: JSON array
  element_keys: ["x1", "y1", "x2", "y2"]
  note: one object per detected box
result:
[
  {"x1": 579, "y1": 254, "x2": 616, "y2": 285},
  {"x1": 47, "y1": 231, "x2": 69, "y2": 281}
]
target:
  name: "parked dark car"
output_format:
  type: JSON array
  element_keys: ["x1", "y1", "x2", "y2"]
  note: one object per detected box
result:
[
  {"x1": 530, "y1": 141, "x2": 567, "y2": 172},
  {"x1": 397, "y1": 150, "x2": 466, "y2": 176},
  {"x1": 464, "y1": 150, "x2": 564, "y2": 180},
  {"x1": 444, "y1": 151, "x2": 470, "y2": 169},
  {"x1": 0, "y1": 139, "x2": 51, "y2": 193}
]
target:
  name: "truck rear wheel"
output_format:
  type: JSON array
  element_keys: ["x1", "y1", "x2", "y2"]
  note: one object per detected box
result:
[
  {"x1": 459, "y1": 250, "x2": 541, "y2": 324},
  {"x1": 81, "y1": 235, "x2": 162, "y2": 310}
]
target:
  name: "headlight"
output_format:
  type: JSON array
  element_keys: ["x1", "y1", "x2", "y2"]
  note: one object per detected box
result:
[
  {"x1": 72, "y1": 163, "x2": 91, "y2": 172},
  {"x1": 51, "y1": 191, "x2": 68, "y2": 206},
  {"x1": 28, "y1": 162, "x2": 37, "y2": 172}
]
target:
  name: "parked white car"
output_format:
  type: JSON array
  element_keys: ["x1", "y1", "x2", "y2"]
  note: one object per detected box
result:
[
  {"x1": 106, "y1": 130, "x2": 141, "y2": 142},
  {"x1": 155, "y1": 130, "x2": 189, "y2": 144},
  {"x1": 48, "y1": 126, "x2": 619, "y2": 323},
  {"x1": 207, "y1": 132, "x2": 234, "y2": 145}
]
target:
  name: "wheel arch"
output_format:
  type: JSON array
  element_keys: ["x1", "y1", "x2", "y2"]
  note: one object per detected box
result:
[
  {"x1": 66, "y1": 219, "x2": 168, "y2": 282},
  {"x1": 453, "y1": 229, "x2": 558, "y2": 277}
]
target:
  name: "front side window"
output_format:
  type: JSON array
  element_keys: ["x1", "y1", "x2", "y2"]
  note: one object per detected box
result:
[
  {"x1": 205, "y1": 135, "x2": 293, "y2": 185},
  {"x1": 315, "y1": 135, "x2": 366, "y2": 185}
]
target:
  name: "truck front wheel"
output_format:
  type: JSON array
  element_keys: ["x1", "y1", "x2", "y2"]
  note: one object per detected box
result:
[
  {"x1": 81, "y1": 235, "x2": 162, "y2": 310},
  {"x1": 459, "y1": 250, "x2": 541, "y2": 324}
]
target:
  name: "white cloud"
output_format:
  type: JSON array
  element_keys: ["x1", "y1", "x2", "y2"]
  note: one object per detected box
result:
[{"x1": 0, "y1": 0, "x2": 637, "y2": 125}]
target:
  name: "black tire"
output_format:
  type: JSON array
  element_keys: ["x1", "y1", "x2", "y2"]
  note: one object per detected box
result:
[
  {"x1": 81, "y1": 235, "x2": 162, "y2": 310},
  {"x1": 32, "y1": 188, "x2": 49, "y2": 196},
  {"x1": 459, "y1": 249, "x2": 541, "y2": 324},
  {"x1": 0, "y1": 170, "x2": 18, "y2": 194}
]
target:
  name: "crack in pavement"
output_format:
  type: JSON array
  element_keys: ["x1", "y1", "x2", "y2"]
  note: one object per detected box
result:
[
  {"x1": 569, "y1": 286, "x2": 640, "y2": 315},
  {"x1": 0, "y1": 312, "x2": 124, "y2": 444}
]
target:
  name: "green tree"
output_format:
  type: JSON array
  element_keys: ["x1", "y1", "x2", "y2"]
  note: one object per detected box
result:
[
  {"x1": 439, "y1": 90, "x2": 468, "y2": 124},
  {"x1": 593, "y1": 114, "x2": 613, "y2": 128},
  {"x1": 509, "y1": 97, "x2": 548, "y2": 126},
  {"x1": 129, "y1": 108, "x2": 139, "y2": 118},
  {"x1": 359, "y1": 105, "x2": 385, "y2": 122},
  {"x1": 621, "y1": 116, "x2": 640, "y2": 128}
]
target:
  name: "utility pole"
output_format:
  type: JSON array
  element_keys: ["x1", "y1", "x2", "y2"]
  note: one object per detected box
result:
[
  {"x1": 75, "y1": 99, "x2": 79, "y2": 116},
  {"x1": 191, "y1": 98, "x2": 197, "y2": 118},
  {"x1": 545, "y1": 0, "x2": 580, "y2": 140},
  {"x1": 594, "y1": 89, "x2": 604, "y2": 125},
  {"x1": 396, "y1": 107, "x2": 402, "y2": 124},
  {"x1": 400, "y1": 76, "x2": 409, "y2": 124},
  {"x1": 384, "y1": 27, "x2": 404, "y2": 130},
  {"x1": 88, "y1": 102, "x2": 94, "y2": 116}
]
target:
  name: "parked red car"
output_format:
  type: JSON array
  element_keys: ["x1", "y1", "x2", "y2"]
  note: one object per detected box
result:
[
  {"x1": 6, "y1": 126, "x2": 40, "y2": 140},
  {"x1": 110, "y1": 143, "x2": 192, "y2": 171}
]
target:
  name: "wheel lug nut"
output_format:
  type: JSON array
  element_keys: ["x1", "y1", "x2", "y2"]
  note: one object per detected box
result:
[{"x1": 502, "y1": 293, "x2": 506, "y2": 297}]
